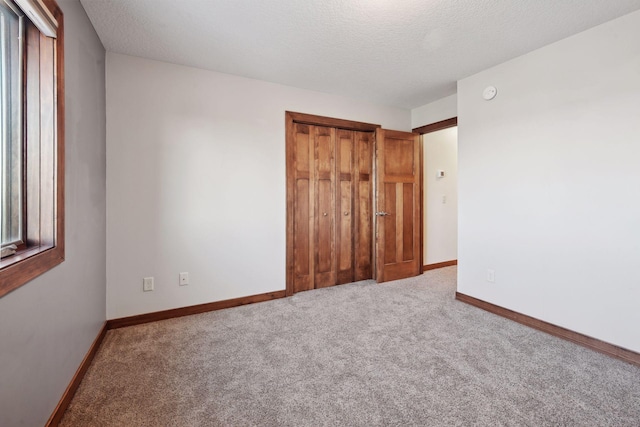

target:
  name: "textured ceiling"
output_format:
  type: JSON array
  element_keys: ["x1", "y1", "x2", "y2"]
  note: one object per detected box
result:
[{"x1": 80, "y1": 0, "x2": 640, "y2": 109}]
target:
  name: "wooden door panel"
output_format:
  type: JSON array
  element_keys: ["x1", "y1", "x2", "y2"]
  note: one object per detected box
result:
[
  {"x1": 316, "y1": 128, "x2": 332, "y2": 175},
  {"x1": 375, "y1": 129, "x2": 421, "y2": 283},
  {"x1": 356, "y1": 181, "x2": 371, "y2": 280},
  {"x1": 383, "y1": 183, "x2": 397, "y2": 264},
  {"x1": 402, "y1": 183, "x2": 414, "y2": 261},
  {"x1": 357, "y1": 133, "x2": 372, "y2": 174},
  {"x1": 296, "y1": 134, "x2": 310, "y2": 174},
  {"x1": 317, "y1": 179, "x2": 333, "y2": 273},
  {"x1": 338, "y1": 181, "x2": 352, "y2": 270},
  {"x1": 294, "y1": 180, "x2": 310, "y2": 276},
  {"x1": 292, "y1": 124, "x2": 314, "y2": 293},
  {"x1": 339, "y1": 131, "x2": 352, "y2": 175},
  {"x1": 314, "y1": 126, "x2": 336, "y2": 288},
  {"x1": 384, "y1": 138, "x2": 414, "y2": 176}
]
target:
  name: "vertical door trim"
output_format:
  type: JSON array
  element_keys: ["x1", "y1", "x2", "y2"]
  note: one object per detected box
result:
[{"x1": 286, "y1": 112, "x2": 380, "y2": 296}]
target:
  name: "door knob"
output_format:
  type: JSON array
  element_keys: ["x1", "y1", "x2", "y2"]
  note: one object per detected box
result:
[
  {"x1": 375, "y1": 211, "x2": 390, "y2": 216},
  {"x1": 323, "y1": 212, "x2": 328, "y2": 216},
  {"x1": 344, "y1": 212, "x2": 349, "y2": 216}
]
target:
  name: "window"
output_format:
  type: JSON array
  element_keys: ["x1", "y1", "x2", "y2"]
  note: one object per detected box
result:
[
  {"x1": 0, "y1": 0, "x2": 63, "y2": 297},
  {"x1": 1, "y1": 0, "x2": 23, "y2": 255}
]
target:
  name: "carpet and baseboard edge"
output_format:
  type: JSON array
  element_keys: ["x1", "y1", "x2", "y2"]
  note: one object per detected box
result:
[
  {"x1": 46, "y1": 289, "x2": 286, "y2": 425},
  {"x1": 45, "y1": 322, "x2": 108, "y2": 427},
  {"x1": 455, "y1": 292, "x2": 640, "y2": 367},
  {"x1": 47, "y1": 289, "x2": 640, "y2": 425},
  {"x1": 423, "y1": 260, "x2": 457, "y2": 271},
  {"x1": 106, "y1": 290, "x2": 287, "y2": 329}
]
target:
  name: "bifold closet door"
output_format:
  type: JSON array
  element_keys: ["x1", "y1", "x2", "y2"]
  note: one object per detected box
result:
[
  {"x1": 291, "y1": 123, "x2": 314, "y2": 293},
  {"x1": 290, "y1": 122, "x2": 373, "y2": 293},
  {"x1": 333, "y1": 129, "x2": 374, "y2": 286},
  {"x1": 314, "y1": 126, "x2": 337, "y2": 288},
  {"x1": 291, "y1": 123, "x2": 336, "y2": 293},
  {"x1": 336, "y1": 130, "x2": 354, "y2": 284},
  {"x1": 354, "y1": 131, "x2": 373, "y2": 281}
]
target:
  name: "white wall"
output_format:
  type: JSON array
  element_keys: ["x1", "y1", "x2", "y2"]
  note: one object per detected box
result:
[
  {"x1": 0, "y1": 1, "x2": 106, "y2": 425},
  {"x1": 106, "y1": 53, "x2": 410, "y2": 319},
  {"x1": 457, "y1": 10, "x2": 640, "y2": 352},
  {"x1": 411, "y1": 94, "x2": 457, "y2": 129},
  {"x1": 423, "y1": 127, "x2": 458, "y2": 265}
]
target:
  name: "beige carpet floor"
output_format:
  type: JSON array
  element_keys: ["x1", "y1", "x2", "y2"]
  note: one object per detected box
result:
[{"x1": 61, "y1": 267, "x2": 640, "y2": 426}]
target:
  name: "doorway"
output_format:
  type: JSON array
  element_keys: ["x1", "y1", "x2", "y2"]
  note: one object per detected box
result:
[{"x1": 413, "y1": 118, "x2": 458, "y2": 271}]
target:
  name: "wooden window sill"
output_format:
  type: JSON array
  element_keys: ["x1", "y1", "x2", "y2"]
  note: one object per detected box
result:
[{"x1": 0, "y1": 245, "x2": 63, "y2": 297}]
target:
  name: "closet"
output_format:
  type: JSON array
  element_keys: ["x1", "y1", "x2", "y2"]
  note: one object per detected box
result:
[
  {"x1": 286, "y1": 112, "x2": 421, "y2": 295},
  {"x1": 287, "y1": 118, "x2": 373, "y2": 294}
]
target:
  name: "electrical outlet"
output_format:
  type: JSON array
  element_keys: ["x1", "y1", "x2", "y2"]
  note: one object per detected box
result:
[
  {"x1": 143, "y1": 277, "x2": 154, "y2": 292},
  {"x1": 179, "y1": 272, "x2": 189, "y2": 286},
  {"x1": 486, "y1": 269, "x2": 495, "y2": 283}
]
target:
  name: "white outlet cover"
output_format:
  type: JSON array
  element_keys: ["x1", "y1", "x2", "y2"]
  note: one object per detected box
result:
[
  {"x1": 486, "y1": 269, "x2": 495, "y2": 283},
  {"x1": 179, "y1": 272, "x2": 189, "y2": 286},
  {"x1": 483, "y1": 86, "x2": 497, "y2": 100}
]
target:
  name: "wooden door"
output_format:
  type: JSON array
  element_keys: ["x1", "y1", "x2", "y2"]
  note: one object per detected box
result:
[
  {"x1": 374, "y1": 129, "x2": 421, "y2": 282},
  {"x1": 354, "y1": 131, "x2": 373, "y2": 281},
  {"x1": 286, "y1": 112, "x2": 380, "y2": 296},
  {"x1": 291, "y1": 123, "x2": 315, "y2": 293},
  {"x1": 336, "y1": 130, "x2": 354, "y2": 284},
  {"x1": 290, "y1": 123, "x2": 337, "y2": 292},
  {"x1": 314, "y1": 126, "x2": 337, "y2": 288},
  {"x1": 335, "y1": 130, "x2": 374, "y2": 284}
]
